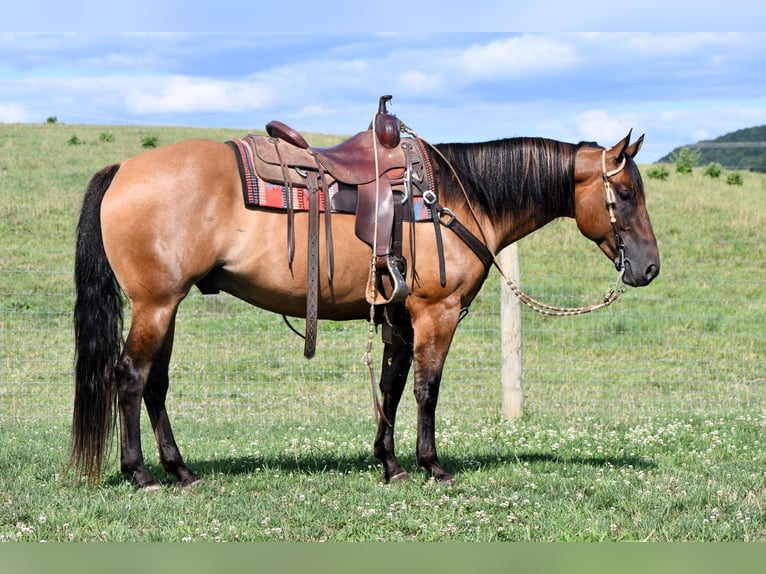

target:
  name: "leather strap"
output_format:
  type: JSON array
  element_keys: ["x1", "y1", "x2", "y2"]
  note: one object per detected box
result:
[
  {"x1": 430, "y1": 200, "x2": 447, "y2": 287},
  {"x1": 392, "y1": 197, "x2": 404, "y2": 268},
  {"x1": 304, "y1": 172, "x2": 320, "y2": 359},
  {"x1": 434, "y1": 202, "x2": 494, "y2": 282},
  {"x1": 317, "y1": 163, "x2": 334, "y2": 283},
  {"x1": 272, "y1": 139, "x2": 295, "y2": 268}
]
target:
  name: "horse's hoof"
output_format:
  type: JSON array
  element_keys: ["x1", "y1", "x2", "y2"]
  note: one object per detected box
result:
[
  {"x1": 390, "y1": 470, "x2": 411, "y2": 482},
  {"x1": 176, "y1": 477, "x2": 203, "y2": 489},
  {"x1": 142, "y1": 481, "x2": 162, "y2": 492},
  {"x1": 381, "y1": 470, "x2": 410, "y2": 484},
  {"x1": 433, "y1": 473, "x2": 457, "y2": 487}
]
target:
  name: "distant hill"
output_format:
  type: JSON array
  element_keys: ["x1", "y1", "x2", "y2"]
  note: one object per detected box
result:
[{"x1": 657, "y1": 125, "x2": 766, "y2": 172}]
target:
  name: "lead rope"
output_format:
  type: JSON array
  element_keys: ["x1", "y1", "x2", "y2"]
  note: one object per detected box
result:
[
  {"x1": 402, "y1": 122, "x2": 628, "y2": 317},
  {"x1": 362, "y1": 113, "x2": 391, "y2": 426},
  {"x1": 497, "y1": 149, "x2": 628, "y2": 316}
]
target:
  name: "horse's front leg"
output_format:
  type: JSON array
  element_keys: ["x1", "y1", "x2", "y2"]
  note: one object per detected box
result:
[
  {"x1": 374, "y1": 319, "x2": 414, "y2": 483},
  {"x1": 411, "y1": 302, "x2": 460, "y2": 484}
]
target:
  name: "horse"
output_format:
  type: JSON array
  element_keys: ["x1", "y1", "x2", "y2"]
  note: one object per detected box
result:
[{"x1": 68, "y1": 126, "x2": 659, "y2": 489}]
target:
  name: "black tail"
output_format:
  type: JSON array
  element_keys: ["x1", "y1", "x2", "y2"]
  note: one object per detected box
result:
[{"x1": 66, "y1": 164, "x2": 123, "y2": 483}]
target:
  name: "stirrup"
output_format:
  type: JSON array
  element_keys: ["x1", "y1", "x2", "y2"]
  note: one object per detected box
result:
[{"x1": 367, "y1": 256, "x2": 409, "y2": 306}]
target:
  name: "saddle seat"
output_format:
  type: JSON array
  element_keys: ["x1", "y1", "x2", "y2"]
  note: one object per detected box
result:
[
  {"x1": 263, "y1": 125, "x2": 406, "y2": 186},
  {"x1": 266, "y1": 94, "x2": 403, "y2": 186}
]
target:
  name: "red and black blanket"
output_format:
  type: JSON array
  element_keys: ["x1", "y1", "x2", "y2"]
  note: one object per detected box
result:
[{"x1": 226, "y1": 137, "x2": 434, "y2": 221}]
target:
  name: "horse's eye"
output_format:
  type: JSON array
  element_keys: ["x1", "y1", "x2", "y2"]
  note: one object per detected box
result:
[{"x1": 617, "y1": 188, "x2": 634, "y2": 201}]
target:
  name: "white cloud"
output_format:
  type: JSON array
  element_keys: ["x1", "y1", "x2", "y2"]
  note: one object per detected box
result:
[
  {"x1": 1, "y1": 33, "x2": 765, "y2": 164},
  {"x1": 292, "y1": 104, "x2": 333, "y2": 119},
  {"x1": 397, "y1": 70, "x2": 444, "y2": 96},
  {"x1": 0, "y1": 103, "x2": 30, "y2": 122},
  {"x1": 620, "y1": 32, "x2": 753, "y2": 57},
  {"x1": 576, "y1": 109, "x2": 635, "y2": 145},
  {"x1": 125, "y1": 76, "x2": 273, "y2": 114},
  {"x1": 457, "y1": 35, "x2": 577, "y2": 80},
  {"x1": 392, "y1": 35, "x2": 577, "y2": 100}
]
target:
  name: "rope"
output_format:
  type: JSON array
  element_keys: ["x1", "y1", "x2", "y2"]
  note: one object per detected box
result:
[
  {"x1": 501, "y1": 267, "x2": 625, "y2": 316},
  {"x1": 402, "y1": 123, "x2": 627, "y2": 317},
  {"x1": 361, "y1": 112, "x2": 390, "y2": 426}
]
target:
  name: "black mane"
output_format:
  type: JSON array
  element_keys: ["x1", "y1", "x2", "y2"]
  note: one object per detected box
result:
[{"x1": 434, "y1": 137, "x2": 597, "y2": 221}]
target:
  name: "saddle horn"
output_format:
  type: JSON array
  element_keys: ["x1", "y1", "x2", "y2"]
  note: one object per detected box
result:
[{"x1": 374, "y1": 95, "x2": 401, "y2": 149}]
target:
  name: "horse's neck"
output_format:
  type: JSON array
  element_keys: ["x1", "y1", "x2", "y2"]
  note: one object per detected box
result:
[
  {"x1": 445, "y1": 181, "x2": 568, "y2": 256},
  {"x1": 435, "y1": 138, "x2": 575, "y2": 255},
  {"x1": 493, "y1": 211, "x2": 563, "y2": 254}
]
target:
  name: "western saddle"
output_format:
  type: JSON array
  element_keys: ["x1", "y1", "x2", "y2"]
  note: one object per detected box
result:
[{"x1": 240, "y1": 95, "x2": 433, "y2": 357}]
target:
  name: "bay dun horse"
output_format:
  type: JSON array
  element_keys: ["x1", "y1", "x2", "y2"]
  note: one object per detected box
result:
[{"x1": 68, "y1": 127, "x2": 659, "y2": 489}]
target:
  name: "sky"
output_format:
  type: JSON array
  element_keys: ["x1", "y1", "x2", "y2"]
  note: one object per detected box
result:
[{"x1": 3, "y1": 21, "x2": 766, "y2": 163}]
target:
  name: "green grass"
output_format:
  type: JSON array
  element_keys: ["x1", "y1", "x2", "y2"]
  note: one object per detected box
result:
[
  {"x1": 1, "y1": 414, "x2": 765, "y2": 541},
  {"x1": 1, "y1": 122, "x2": 765, "y2": 541}
]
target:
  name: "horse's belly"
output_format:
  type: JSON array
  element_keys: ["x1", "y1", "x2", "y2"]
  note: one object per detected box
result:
[
  {"x1": 212, "y1": 211, "x2": 374, "y2": 320},
  {"x1": 211, "y1": 267, "x2": 372, "y2": 321}
]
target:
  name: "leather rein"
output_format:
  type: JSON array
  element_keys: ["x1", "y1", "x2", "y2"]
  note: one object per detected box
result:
[
  {"x1": 408, "y1": 128, "x2": 629, "y2": 317},
  {"x1": 500, "y1": 148, "x2": 628, "y2": 317}
]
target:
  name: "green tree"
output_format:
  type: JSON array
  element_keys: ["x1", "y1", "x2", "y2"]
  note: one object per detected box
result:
[
  {"x1": 703, "y1": 162, "x2": 723, "y2": 178},
  {"x1": 673, "y1": 147, "x2": 701, "y2": 174},
  {"x1": 646, "y1": 165, "x2": 670, "y2": 181},
  {"x1": 726, "y1": 172, "x2": 743, "y2": 186}
]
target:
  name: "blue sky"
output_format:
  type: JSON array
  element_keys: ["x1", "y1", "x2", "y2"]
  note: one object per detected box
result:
[{"x1": 2, "y1": 27, "x2": 766, "y2": 162}]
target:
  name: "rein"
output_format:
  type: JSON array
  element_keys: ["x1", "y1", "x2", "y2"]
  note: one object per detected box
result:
[
  {"x1": 502, "y1": 148, "x2": 628, "y2": 317},
  {"x1": 407, "y1": 127, "x2": 629, "y2": 317}
]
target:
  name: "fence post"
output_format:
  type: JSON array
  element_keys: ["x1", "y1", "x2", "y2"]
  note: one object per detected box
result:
[{"x1": 500, "y1": 243, "x2": 524, "y2": 419}]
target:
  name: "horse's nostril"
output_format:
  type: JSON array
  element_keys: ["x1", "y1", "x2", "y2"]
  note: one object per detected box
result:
[{"x1": 646, "y1": 263, "x2": 659, "y2": 280}]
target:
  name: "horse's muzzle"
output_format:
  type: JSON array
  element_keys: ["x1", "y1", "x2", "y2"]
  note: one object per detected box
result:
[{"x1": 623, "y1": 258, "x2": 660, "y2": 287}]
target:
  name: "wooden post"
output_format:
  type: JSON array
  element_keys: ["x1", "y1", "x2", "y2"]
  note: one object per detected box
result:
[{"x1": 500, "y1": 243, "x2": 524, "y2": 419}]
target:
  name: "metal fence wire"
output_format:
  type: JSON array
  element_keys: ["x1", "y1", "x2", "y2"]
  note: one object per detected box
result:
[{"x1": 1, "y1": 236, "x2": 764, "y2": 427}]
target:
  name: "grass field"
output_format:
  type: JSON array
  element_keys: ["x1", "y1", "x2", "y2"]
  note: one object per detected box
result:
[{"x1": 1, "y1": 122, "x2": 764, "y2": 541}]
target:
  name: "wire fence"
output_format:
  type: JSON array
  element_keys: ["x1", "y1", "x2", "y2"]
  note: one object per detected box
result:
[{"x1": 1, "y1": 236, "x2": 764, "y2": 429}]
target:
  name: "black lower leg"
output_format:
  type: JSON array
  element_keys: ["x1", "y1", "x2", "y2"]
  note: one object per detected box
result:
[
  {"x1": 115, "y1": 354, "x2": 158, "y2": 488},
  {"x1": 374, "y1": 322, "x2": 413, "y2": 482}
]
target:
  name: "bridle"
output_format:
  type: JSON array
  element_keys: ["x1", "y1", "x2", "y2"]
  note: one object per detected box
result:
[
  {"x1": 602, "y1": 146, "x2": 628, "y2": 280},
  {"x1": 489, "y1": 144, "x2": 631, "y2": 316},
  {"x1": 497, "y1": 146, "x2": 629, "y2": 317}
]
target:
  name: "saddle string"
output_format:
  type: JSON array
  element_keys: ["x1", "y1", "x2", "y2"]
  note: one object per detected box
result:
[
  {"x1": 361, "y1": 111, "x2": 391, "y2": 427},
  {"x1": 402, "y1": 123, "x2": 627, "y2": 317},
  {"x1": 282, "y1": 314, "x2": 306, "y2": 340},
  {"x1": 272, "y1": 139, "x2": 295, "y2": 267}
]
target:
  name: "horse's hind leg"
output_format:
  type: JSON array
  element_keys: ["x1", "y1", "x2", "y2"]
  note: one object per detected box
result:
[
  {"x1": 115, "y1": 325, "x2": 160, "y2": 489},
  {"x1": 374, "y1": 319, "x2": 414, "y2": 483},
  {"x1": 117, "y1": 301, "x2": 195, "y2": 488},
  {"x1": 142, "y1": 313, "x2": 200, "y2": 487}
]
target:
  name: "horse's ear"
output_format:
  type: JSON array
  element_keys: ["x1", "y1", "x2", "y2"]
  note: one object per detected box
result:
[
  {"x1": 611, "y1": 129, "x2": 633, "y2": 159},
  {"x1": 624, "y1": 133, "x2": 644, "y2": 159}
]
